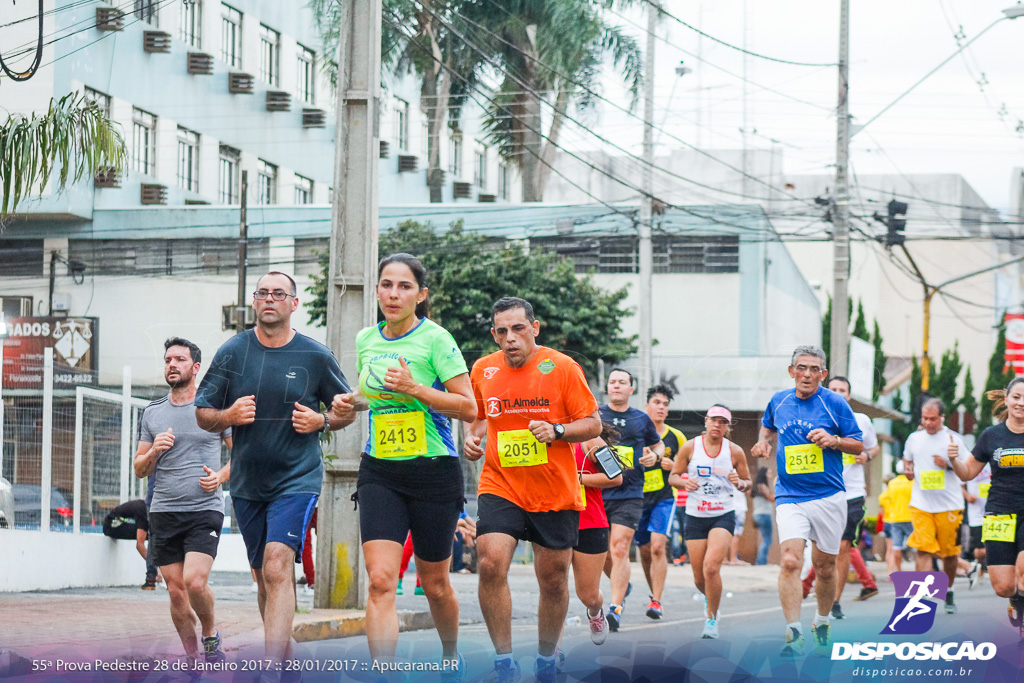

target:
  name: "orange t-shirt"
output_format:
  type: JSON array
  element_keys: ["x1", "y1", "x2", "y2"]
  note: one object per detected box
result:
[{"x1": 471, "y1": 346, "x2": 599, "y2": 513}]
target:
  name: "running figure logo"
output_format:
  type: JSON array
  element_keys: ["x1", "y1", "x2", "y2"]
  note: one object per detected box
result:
[{"x1": 881, "y1": 571, "x2": 949, "y2": 635}]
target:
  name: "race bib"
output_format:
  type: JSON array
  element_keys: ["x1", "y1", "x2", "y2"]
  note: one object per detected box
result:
[
  {"x1": 785, "y1": 444, "x2": 824, "y2": 475},
  {"x1": 982, "y1": 514, "x2": 1016, "y2": 543},
  {"x1": 497, "y1": 430, "x2": 548, "y2": 467},
  {"x1": 920, "y1": 470, "x2": 945, "y2": 490},
  {"x1": 613, "y1": 445, "x2": 635, "y2": 468},
  {"x1": 643, "y1": 468, "x2": 664, "y2": 493},
  {"x1": 843, "y1": 452, "x2": 856, "y2": 466},
  {"x1": 580, "y1": 484, "x2": 587, "y2": 508},
  {"x1": 374, "y1": 411, "x2": 427, "y2": 458},
  {"x1": 979, "y1": 483, "x2": 991, "y2": 499}
]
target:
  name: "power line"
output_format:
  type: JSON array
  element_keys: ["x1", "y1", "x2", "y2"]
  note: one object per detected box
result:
[{"x1": 0, "y1": 0, "x2": 43, "y2": 81}]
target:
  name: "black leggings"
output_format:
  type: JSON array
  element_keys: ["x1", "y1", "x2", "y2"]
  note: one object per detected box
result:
[{"x1": 357, "y1": 482, "x2": 462, "y2": 563}]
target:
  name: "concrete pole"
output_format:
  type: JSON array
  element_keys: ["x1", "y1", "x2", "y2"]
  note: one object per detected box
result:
[
  {"x1": 41, "y1": 348, "x2": 53, "y2": 532},
  {"x1": 638, "y1": 1, "x2": 656, "y2": 403},
  {"x1": 318, "y1": 0, "x2": 381, "y2": 609},
  {"x1": 830, "y1": 0, "x2": 851, "y2": 376},
  {"x1": 236, "y1": 170, "x2": 248, "y2": 332}
]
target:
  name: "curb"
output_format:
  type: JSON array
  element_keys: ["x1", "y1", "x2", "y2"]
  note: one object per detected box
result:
[{"x1": 292, "y1": 609, "x2": 434, "y2": 643}]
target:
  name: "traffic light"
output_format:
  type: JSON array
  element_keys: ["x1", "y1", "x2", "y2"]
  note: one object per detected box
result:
[{"x1": 872, "y1": 199, "x2": 908, "y2": 247}]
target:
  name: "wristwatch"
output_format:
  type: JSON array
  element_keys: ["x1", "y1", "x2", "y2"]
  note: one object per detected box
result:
[
  {"x1": 320, "y1": 411, "x2": 331, "y2": 433},
  {"x1": 552, "y1": 423, "x2": 566, "y2": 441}
]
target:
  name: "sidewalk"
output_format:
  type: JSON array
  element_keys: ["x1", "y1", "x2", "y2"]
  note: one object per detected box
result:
[{"x1": 0, "y1": 559, "x2": 856, "y2": 664}]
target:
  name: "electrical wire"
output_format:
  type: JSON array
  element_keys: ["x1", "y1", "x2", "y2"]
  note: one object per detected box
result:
[{"x1": 0, "y1": 0, "x2": 44, "y2": 81}]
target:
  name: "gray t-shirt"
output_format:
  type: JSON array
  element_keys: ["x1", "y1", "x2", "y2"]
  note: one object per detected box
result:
[{"x1": 139, "y1": 396, "x2": 230, "y2": 513}]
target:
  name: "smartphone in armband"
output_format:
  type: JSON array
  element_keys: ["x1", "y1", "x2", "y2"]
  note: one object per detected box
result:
[{"x1": 593, "y1": 445, "x2": 624, "y2": 479}]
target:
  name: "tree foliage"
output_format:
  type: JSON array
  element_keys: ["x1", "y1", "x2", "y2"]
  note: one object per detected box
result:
[
  {"x1": 871, "y1": 319, "x2": 887, "y2": 401},
  {"x1": 852, "y1": 299, "x2": 870, "y2": 341},
  {"x1": 0, "y1": 92, "x2": 127, "y2": 217},
  {"x1": 307, "y1": 220, "x2": 636, "y2": 377}
]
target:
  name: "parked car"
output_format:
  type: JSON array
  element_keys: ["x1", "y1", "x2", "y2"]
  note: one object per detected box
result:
[
  {"x1": 13, "y1": 484, "x2": 73, "y2": 527},
  {"x1": 0, "y1": 477, "x2": 13, "y2": 529}
]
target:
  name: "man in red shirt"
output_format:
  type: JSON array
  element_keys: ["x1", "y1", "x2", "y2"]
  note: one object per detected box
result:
[{"x1": 465, "y1": 297, "x2": 601, "y2": 683}]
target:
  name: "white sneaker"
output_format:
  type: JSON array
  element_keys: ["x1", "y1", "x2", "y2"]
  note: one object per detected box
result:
[
  {"x1": 701, "y1": 613, "x2": 719, "y2": 639},
  {"x1": 588, "y1": 608, "x2": 608, "y2": 645}
]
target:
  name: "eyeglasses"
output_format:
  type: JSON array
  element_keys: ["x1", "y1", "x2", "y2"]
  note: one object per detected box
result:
[
  {"x1": 253, "y1": 289, "x2": 292, "y2": 301},
  {"x1": 794, "y1": 364, "x2": 824, "y2": 374}
]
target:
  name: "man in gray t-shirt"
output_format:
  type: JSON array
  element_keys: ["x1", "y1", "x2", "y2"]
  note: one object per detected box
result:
[{"x1": 134, "y1": 337, "x2": 231, "y2": 665}]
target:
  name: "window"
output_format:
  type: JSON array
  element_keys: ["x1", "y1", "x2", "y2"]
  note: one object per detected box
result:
[
  {"x1": 474, "y1": 145, "x2": 487, "y2": 189},
  {"x1": 0, "y1": 240, "x2": 44, "y2": 277},
  {"x1": 448, "y1": 132, "x2": 462, "y2": 177},
  {"x1": 134, "y1": 0, "x2": 158, "y2": 26},
  {"x1": 83, "y1": 87, "x2": 111, "y2": 117},
  {"x1": 256, "y1": 159, "x2": 277, "y2": 204},
  {"x1": 69, "y1": 239, "x2": 269, "y2": 276},
  {"x1": 497, "y1": 162, "x2": 510, "y2": 200},
  {"x1": 218, "y1": 146, "x2": 240, "y2": 203},
  {"x1": 220, "y1": 4, "x2": 242, "y2": 67},
  {"x1": 132, "y1": 107, "x2": 156, "y2": 176},
  {"x1": 179, "y1": 0, "x2": 201, "y2": 48},
  {"x1": 259, "y1": 24, "x2": 280, "y2": 86},
  {"x1": 294, "y1": 174, "x2": 313, "y2": 205},
  {"x1": 393, "y1": 97, "x2": 409, "y2": 150},
  {"x1": 531, "y1": 235, "x2": 741, "y2": 274},
  {"x1": 176, "y1": 127, "x2": 200, "y2": 192},
  {"x1": 297, "y1": 45, "x2": 316, "y2": 105}
]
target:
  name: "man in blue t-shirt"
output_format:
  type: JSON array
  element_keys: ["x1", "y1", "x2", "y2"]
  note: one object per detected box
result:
[
  {"x1": 752, "y1": 345, "x2": 863, "y2": 658},
  {"x1": 195, "y1": 272, "x2": 354, "y2": 666},
  {"x1": 598, "y1": 368, "x2": 663, "y2": 631}
]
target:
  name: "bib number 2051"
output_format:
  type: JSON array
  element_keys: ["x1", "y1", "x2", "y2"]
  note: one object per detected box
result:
[{"x1": 497, "y1": 430, "x2": 548, "y2": 467}]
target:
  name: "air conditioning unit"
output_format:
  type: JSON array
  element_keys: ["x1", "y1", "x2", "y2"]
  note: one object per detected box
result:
[
  {"x1": 143, "y1": 31, "x2": 172, "y2": 53},
  {"x1": 453, "y1": 181, "x2": 472, "y2": 199},
  {"x1": 94, "y1": 167, "x2": 121, "y2": 188},
  {"x1": 140, "y1": 184, "x2": 168, "y2": 205},
  {"x1": 302, "y1": 108, "x2": 327, "y2": 127},
  {"x1": 228, "y1": 72, "x2": 254, "y2": 94},
  {"x1": 187, "y1": 52, "x2": 214, "y2": 75},
  {"x1": 398, "y1": 155, "x2": 418, "y2": 173},
  {"x1": 380, "y1": 140, "x2": 391, "y2": 159},
  {"x1": 266, "y1": 91, "x2": 291, "y2": 112},
  {"x1": 95, "y1": 7, "x2": 124, "y2": 31},
  {"x1": 478, "y1": 193, "x2": 496, "y2": 203},
  {"x1": 222, "y1": 304, "x2": 256, "y2": 331}
]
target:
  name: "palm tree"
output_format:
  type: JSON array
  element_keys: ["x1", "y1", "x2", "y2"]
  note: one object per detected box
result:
[
  {"x1": 465, "y1": 0, "x2": 643, "y2": 201},
  {"x1": 0, "y1": 92, "x2": 127, "y2": 217}
]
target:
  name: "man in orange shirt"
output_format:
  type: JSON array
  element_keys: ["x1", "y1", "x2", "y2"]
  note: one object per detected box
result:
[{"x1": 465, "y1": 297, "x2": 602, "y2": 683}]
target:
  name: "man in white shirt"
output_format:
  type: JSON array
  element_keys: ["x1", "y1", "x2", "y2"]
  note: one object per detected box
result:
[{"x1": 903, "y1": 398, "x2": 968, "y2": 614}]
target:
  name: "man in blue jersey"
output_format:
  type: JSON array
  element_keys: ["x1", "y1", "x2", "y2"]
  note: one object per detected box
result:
[{"x1": 752, "y1": 346, "x2": 863, "y2": 657}]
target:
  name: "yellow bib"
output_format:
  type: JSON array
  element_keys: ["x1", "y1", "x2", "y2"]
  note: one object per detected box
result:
[
  {"x1": 643, "y1": 468, "x2": 664, "y2": 493},
  {"x1": 982, "y1": 514, "x2": 1016, "y2": 543},
  {"x1": 979, "y1": 483, "x2": 991, "y2": 499},
  {"x1": 496, "y1": 429, "x2": 548, "y2": 467},
  {"x1": 785, "y1": 444, "x2": 823, "y2": 475},
  {"x1": 613, "y1": 445, "x2": 635, "y2": 469},
  {"x1": 843, "y1": 452, "x2": 856, "y2": 466},
  {"x1": 374, "y1": 412, "x2": 427, "y2": 458},
  {"x1": 580, "y1": 484, "x2": 586, "y2": 508},
  {"x1": 920, "y1": 470, "x2": 945, "y2": 490}
]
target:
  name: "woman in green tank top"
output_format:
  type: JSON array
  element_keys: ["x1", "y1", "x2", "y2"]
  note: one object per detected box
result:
[{"x1": 331, "y1": 253, "x2": 475, "y2": 674}]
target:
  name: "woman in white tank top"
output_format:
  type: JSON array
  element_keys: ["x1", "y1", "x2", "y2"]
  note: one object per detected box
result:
[{"x1": 669, "y1": 405, "x2": 752, "y2": 639}]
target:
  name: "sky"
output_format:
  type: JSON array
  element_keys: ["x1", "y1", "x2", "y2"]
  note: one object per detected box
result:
[{"x1": 559, "y1": 0, "x2": 1024, "y2": 216}]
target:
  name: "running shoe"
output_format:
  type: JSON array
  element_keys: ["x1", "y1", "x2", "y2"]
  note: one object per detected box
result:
[
  {"x1": 488, "y1": 658, "x2": 521, "y2": 683},
  {"x1": 853, "y1": 587, "x2": 879, "y2": 601},
  {"x1": 701, "y1": 614, "x2": 719, "y2": 639},
  {"x1": 397, "y1": 578, "x2": 403, "y2": 596},
  {"x1": 415, "y1": 584, "x2": 425, "y2": 596},
  {"x1": 202, "y1": 631, "x2": 225, "y2": 664},
  {"x1": 607, "y1": 604, "x2": 623, "y2": 632},
  {"x1": 646, "y1": 596, "x2": 663, "y2": 620},
  {"x1": 141, "y1": 579, "x2": 156, "y2": 591},
  {"x1": 779, "y1": 627, "x2": 805, "y2": 658},
  {"x1": 812, "y1": 622, "x2": 831, "y2": 656},
  {"x1": 555, "y1": 649, "x2": 565, "y2": 669},
  {"x1": 439, "y1": 652, "x2": 465, "y2": 683},
  {"x1": 945, "y1": 592, "x2": 957, "y2": 614},
  {"x1": 588, "y1": 608, "x2": 608, "y2": 645},
  {"x1": 533, "y1": 657, "x2": 557, "y2": 683},
  {"x1": 967, "y1": 561, "x2": 980, "y2": 590},
  {"x1": 830, "y1": 602, "x2": 845, "y2": 620},
  {"x1": 1008, "y1": 594, "x2": 1023, "y2": 629}
]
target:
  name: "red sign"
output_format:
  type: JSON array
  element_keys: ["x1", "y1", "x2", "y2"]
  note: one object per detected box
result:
[
  {"x1": 0, "y1": 317, "x2": 99, "y2": 389},
  {"x1": 1006, "y1": 314, "x2": 1024, "y2": 375}
]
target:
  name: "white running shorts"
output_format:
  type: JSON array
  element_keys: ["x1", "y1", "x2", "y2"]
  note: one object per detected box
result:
[{"x1": 776, "y1": 490, "x2": 846, "y2": 556}]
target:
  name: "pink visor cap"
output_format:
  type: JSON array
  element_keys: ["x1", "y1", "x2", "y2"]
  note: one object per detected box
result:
[{"x1": 706, "y1": 406, "x2": 732, "y2": 423}]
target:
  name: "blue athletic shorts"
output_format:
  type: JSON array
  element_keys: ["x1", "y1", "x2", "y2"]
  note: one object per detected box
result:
[
  {"x1": 635, "y1": 498, "x2": 675, "y2": 546},
  {"x1": 232, "y1": 494, "x2": 318, "y2": 569}
]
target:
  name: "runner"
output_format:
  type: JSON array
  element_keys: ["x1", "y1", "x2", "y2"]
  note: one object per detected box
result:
[
  {"x1": 571, "y1": 424, "x2": 623, "y2": 645},
  {"x1": 464, "y1": 296, "x2": 601, "y2": 683},
  {"x1": 751, "y1": 345, "x2": 863, "y2": 657},
  {"x1": 948, "y1": 377, "x2": 1024, "y2": 631},
  {"x1": 330, "y1": 253, "x2": 475, "y2": 675},
  {"x1": 134, "y1": 337, "x2": 231, "y2": 665},
  {"x1": 638, "y1": 384, "x2": 686, "y2": 619},
  {"x1": 600, "y1": 369, "x2": 664, "y2": 630},
  {"x1": 879, "y1": 462, "x2": 913, "y2": 575},
  {"x1": 902, "y1": 398, "x2": 967, "y2": 615},
  {"x1": 961, "y1": 463, "x2": 992, "y2": 588},
  {"x1": 668, "y1": 404, "x2": 751, "y2": 639},
  {"x1": 802, "y1": 376, "x2": 880, "y2": 618}
]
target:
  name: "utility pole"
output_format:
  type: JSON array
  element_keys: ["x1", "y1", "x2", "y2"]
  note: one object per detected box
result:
[
  {"x1": 318, "y1": 0, "x2": 381, "y2": 609},
  {"x1": 236, "y1": 171, "x2": 248, "y2": 332},
  {"x1": 830, "y1": 0, "x2": 851, "y2": 376},
  {"x1": 637, "y1": 0, "x2": 656, "y2": 404}
]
